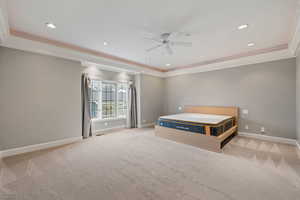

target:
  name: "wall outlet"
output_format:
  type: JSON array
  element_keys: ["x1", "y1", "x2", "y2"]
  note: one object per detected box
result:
[
  {"x1": 178, "y1": 106, "x2": 183, "y2": 111},
  {"x1": 242, "y1": 109, "x2": 249, "y2": 115},
  {"x1": 260, "y1": 127, "x2": 265, "y2": 133},
  {"x1": 104, "y1": 122, "x2": 108, "y2": 126},
  {"x1": 245, "y1": 125, "x2": 249, "y2": 130}
]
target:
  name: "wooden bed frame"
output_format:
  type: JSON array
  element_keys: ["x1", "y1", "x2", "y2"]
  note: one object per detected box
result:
[{"x1": 155, "y1": 106, "x2": 239, "y2": 152}]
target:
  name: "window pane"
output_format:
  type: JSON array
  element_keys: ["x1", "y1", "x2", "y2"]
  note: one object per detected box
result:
[
  {"x1": 89, "y1": 80, "x2": 101, "y2": 119},
  {"x1": 117, "y1": 84, "x2": 128, "y2": 118},
  {"x1": 102, "y1": 82, "x2": 116, "y2": 119},
  {"x1": 89, "y1": 80, "x2": 128, "y2": 120}
]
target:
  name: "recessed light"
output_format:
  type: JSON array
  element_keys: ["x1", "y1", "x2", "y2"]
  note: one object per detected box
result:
[
  {"x1": 238, "y1": 24, "x2": 248, "y2": 30},
  {"x1": 166, "y1": 63, "x2": 171, "y2": 66},
  {"x1": 46, "y1": 23, "x2": 56, "y2": 29},
  {"x1": 103, "y1": 41, "x2": 108, "y2": 46},
  {"x1": 248, "y1": 43, "x2": 255, "y2": 47}
]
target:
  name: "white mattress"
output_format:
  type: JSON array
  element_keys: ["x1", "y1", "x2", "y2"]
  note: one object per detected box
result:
[{"x1": 159, "y1": 113, "x2": 232, "y2": 125}]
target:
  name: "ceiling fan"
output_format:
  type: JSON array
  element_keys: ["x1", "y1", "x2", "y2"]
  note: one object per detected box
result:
[{"x1": 145, "y1": 32, "x2": 192, "y2": 55}]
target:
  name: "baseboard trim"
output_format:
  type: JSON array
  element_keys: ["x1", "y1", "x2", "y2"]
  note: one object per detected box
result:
[
  {"x1": 296, "y1": 141, "x2": 300, "y2": 151},
  {"x1": 238, "y1": 132, "x2": 297, "y2": 145},
  {"x1": 139, "y1": 123, "x2": 155, "y2": 128},
  {"x1": 0, "y1": 137, "x2": 82, "y2": 158},
  {"x1": 94, "y1": 125, "x2": 126, "y2": 134}
]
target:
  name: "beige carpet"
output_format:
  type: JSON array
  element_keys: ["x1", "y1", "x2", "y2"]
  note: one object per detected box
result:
[{"x1": 0, "y1": 128, "x2": 300, "y2": 200}]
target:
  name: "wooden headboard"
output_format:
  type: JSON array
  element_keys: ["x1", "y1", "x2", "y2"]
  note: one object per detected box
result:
[{"x1": 184, "y1": 106, "x2": 239, "y2": 125}]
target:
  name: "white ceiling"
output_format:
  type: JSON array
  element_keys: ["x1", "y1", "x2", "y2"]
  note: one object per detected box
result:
[{"x1": 7, "y1": 0, "x2": 299, "y2": 70}]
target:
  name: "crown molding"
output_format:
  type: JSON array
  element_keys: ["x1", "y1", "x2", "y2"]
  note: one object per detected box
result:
[
  {"x1": 289, "y1": 0, "x2": 300, "y2": 56},
  {"x1": 81, "y1": 61, "x2": 139, "y2": 75},
  {"x1": 0, "y1": 0, "x2": 9, "y2": 43},
  {"x1": 2, "y1": 33, "x2": 295, "y2": 78},
  {"x1": 2, "y1": 32, "x2": 166, "y2": 77},
  {"x1": 9, "y1": 29, "x2": 166, "y2": 73},
  {"x1": 289, "y1": 18, "x2": 300, "y2": 56},
  {"x1": 289, "y1": 24, "x2": 300, "y2": 56},
  {"x1": 167, "y1": 44, "x2": 288, "y2": 72},
  {"x1": 165, "y1": 47, "x2": 294, "y2": 77}
]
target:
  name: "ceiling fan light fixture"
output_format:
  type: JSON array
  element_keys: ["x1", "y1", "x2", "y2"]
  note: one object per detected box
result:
[
  {"x1": 238, "y1": 24, "x2": 248, "y2": 30},
  {"x1": 46, "y1": 22, "x2": 56, "y2": 29}
]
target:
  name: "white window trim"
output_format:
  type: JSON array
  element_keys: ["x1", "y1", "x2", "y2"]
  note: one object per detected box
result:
[{"x1": 92, "y1": 117, "x2": 127, "y2": 122}]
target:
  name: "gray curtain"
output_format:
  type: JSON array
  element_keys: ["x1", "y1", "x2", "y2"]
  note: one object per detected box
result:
[
  {"x1": 128, "y1": 84, "x2": 137, "y2": 128},
  {"x1": 81, "y1": 73, "x2": 92, "y2": 138}
]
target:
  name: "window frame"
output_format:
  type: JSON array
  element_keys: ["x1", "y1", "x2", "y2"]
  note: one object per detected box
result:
[{"x1": 90, "y1": 79, "x2": 129, "y2": 122}]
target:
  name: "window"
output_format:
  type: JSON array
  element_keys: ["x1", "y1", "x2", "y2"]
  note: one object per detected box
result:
[
  {"x1": 102, "y1": 82, "x2": 116, "y2": 119},
  {"x1": 89, "y1": 80, "x2": 128, "y2": 120},
  {"x1": 117, "y1": 83, "x2": 128, "y2": 118}
]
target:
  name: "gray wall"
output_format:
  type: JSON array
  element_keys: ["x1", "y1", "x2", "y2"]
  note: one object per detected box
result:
[
  {"x1": 297, "y1": 54, "x2": 300, "y2": 143},
  {"x1": 139, "y1": 74, "x2": 165, "y2": 126},
  {"x1": 0, "y1": 47, "x2": 135, "y2": 150},
  {"x1": 83, "y1": 67, "x2": 134, "y2": 132},
  {"x1": 0, "y1": 47, "x2": 82, "y2": 150},
  {"x1": 164, "y1": 58, "x2": 297, "y2": 139}
]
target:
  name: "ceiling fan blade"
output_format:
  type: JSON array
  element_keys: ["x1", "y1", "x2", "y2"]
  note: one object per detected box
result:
[
  {"x1": 146, "y1": 44, "x2": 163, "y2": 52},
  {"x1": 143, "y1": 37, "x2": 161, "y2": 43},
  {"x1": 166, "y1": 44, "x2": 173, "y2": 55},
  {"x1": 170, "y1": 41, "x2": 192, "y2": 47},
  {"x1": 171, "y1": 31, "x2": 191, "y2": 37}
]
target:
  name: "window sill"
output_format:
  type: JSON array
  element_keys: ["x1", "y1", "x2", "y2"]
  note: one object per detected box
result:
[{"x1": 92, "y1": 117, "x2": 127, "y2": 122}]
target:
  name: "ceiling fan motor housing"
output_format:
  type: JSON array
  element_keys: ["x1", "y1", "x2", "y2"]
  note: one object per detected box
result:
[{"x1": 161, "y1": 33, "x2": 171, "y2": 40}]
